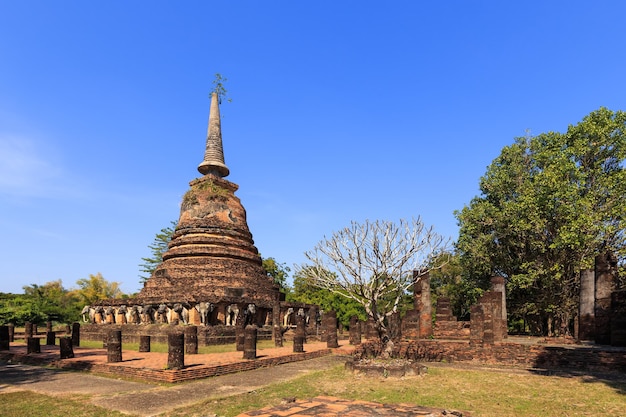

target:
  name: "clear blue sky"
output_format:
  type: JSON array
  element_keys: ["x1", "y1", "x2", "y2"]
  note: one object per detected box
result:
[{"x1": 1, "y1": 1, "x2": 624, "y2": 295}]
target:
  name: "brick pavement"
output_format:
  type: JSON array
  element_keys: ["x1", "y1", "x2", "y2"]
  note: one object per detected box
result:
[{"x1": 236, "y1": 395, "x2": 468, "y2": 417}]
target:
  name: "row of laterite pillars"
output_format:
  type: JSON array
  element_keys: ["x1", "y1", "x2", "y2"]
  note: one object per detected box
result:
[
  {"x1": 0, "y1": 322, "x2": 79, "y2": 359},
  {"x1": 1, "y1": 312, "x2": 342, "y2": 372},
  {"x1": 105, "y1": 310, "x2": 340, "y2": 370}
]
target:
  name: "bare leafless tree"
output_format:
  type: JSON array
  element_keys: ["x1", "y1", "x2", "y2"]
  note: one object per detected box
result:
[{"x1": 295, "y1": 218, "x2": 450, "y2": 339}]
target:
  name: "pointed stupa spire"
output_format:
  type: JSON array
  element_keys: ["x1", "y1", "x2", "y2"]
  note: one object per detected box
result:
[{"x1": 198, "y1": 92, "x2": 230, "y2": 177}]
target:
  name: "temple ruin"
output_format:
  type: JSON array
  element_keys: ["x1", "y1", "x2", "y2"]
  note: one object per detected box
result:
[{"x1": 86, "y1": 92, "x2": 284, "y2": 329}]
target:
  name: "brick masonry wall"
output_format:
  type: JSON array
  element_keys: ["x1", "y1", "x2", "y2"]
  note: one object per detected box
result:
[
  {"x1": 354, "y1": 340, "x2": 626, "y2": 374},
  {"x1": 433, "y1": 321, "x2": 471, "y2": 340}
]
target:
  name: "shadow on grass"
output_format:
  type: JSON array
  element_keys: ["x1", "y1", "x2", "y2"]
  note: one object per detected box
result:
[
  {"x1": 531, "y1": 345, "x2": 626, "y2": 396},
  {"x1": 0, "y1": 361, "x2": 61, "y2": 387}
]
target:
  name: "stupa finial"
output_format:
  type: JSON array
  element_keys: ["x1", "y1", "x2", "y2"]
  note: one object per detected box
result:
[{"x1": 198, "y1": 92, "x2": 230, "y2": 177}]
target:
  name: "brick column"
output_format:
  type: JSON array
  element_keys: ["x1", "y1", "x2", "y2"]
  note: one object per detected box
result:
[
  {"x1": 243, "y1": 325, "x2": 257, "y2": 359},
  {"x1": 107, "y1": 330, "x2": 122, "y2": 363},
  {"x1": 27, "y1": 337, "x2": 41, "y2": 354},
  {"x1": 185, "y1": 326, "x2": 198, "y2": 354},
  {"x1": 167, "y1": 332, "x2": 185, "y2": 370},
  {"x1": 293, "y1": 314, "x2": 305, "y2": 353},
  {"x1": 610, "y1": 290, "x2": 626, "y2": 347},
  {"x1": 46, "y1": 331, "x2": 56, "y2": 346},
  {"x1": 415, "y1": 271, "x2": 433, "y2": 339},
  {"x1": 578, "y1": 268, "x2": 595, "y2": 340},
  {"x1": 326, "y1": 310, "x2": 339, "y2": 348},
  {"x1": 595, "y1": 252, "x2": 617, "y2": 345},
  {"x1": 0, "y1": 326, "x2": 9, "y2": 351},
  {"x1": 490, "y1": 276, "x2": 508, "y2": 339},
  {"x1": 60, "y1": 337, "x2": 74, "y2": 359},
  {"x1": 71, "y1": 322, "x2": 80, "y2": 347},
  {"x1": 349, "y1": 316, "x2": 361, "y2": 345},
  {"x1": 365, "y1": 317, "x2": 378, "y2": 340},
  {"x1": 24, "y1": 322, "x2": 33, "y2": 339},
  {"x1": 470, "y1": 305, "x2": 484, "y2": 345},
  {"x1": 139, "y1": 335, "x2": 151, "y2": 352}
]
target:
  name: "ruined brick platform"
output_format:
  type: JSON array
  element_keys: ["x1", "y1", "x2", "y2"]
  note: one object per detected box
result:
[
  {"x1": 0, "y1": 341, "x2": 353, "y2": 383},
  {"x1": 235, "y1": 395, "x2": 470, "y2": 417}
]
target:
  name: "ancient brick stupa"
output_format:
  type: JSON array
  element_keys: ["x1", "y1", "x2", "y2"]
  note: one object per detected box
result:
[{"x1": 136, "y1": 92, "x2": 280, "y2": 323}]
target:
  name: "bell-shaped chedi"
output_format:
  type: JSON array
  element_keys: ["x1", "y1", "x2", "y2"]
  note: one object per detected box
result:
[{"x1": 137, "y1": 92, "x2": 279, "y2": 309}]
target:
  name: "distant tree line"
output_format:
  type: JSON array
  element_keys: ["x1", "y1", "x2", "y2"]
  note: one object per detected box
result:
[{"x1": 0, "y1": 273, "x2": 125, "y2": 326}]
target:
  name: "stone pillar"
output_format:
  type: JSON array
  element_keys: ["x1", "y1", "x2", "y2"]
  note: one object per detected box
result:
[
  {"x1": 349, "y1": 316, "x2": 361, "y2": 345},
  {"x1": 235, "y1": 323, "x2": 245, "y2": 351},
  {"x1": 139, "y1": 335, "x2": 151, "y2": 352},
  {"x1": 319, "y1": 312, "x2": 327, "y2": 342},
  {"x1": 273, "y1": 325, "x2": 284, "y2": 347},
  {"x1": 243, "y1": 325, "x2": 257, "y2": 359},
  {"x1": 8, "y1": 323, "x2": 14, "y2": 342},
  {"x1": 579, "y1": 268, "x2": 595, "y2": 340},
  {"x1": 107, "y1": 330, "x2": 122, "y2": 363},
  {"x1": 389, "y1": 312, "x2": 401, "y2": 342},
  {"x1": 185, "y1": 326, "x2": 198, "y2": 354},
  {"x1": 365, "y1": 317, "x2": 378, "y2": 340},
  {"x1": 293, "y1": 314, "x2": 305, "y2": 353},
  {"x1": 24, "y1": 322, "x2": 33, "y2": 339},
  {"x1": 272, "y1": 302, "x2": 283, "y2": 347},
  {"x1": 595, "y1": 252, "x2": 617, "y2": 345},
  {"x1": 415, "y1": 271, "x2": 433, "y2": 339},
  {"x1": 293, "y1": 334, "x2": 304, "y2": 352},
  {"x1": 27, "y1": 337, "x2": 41, "y2": 354},
  {"x1": 60, "y1": 337, "x2": 74, "y2": 359},
  {"x1": 610, "y1": 290, "x2": 626, "y2": 347},
  {"x1": 71, "y1": 322, "x2": 80, "y2": 347},
  {"x1": 490, "y1": 291, "x2": 504, "y2": 342},
  {"x1": 0, "y1": 326, "x2": 9, "y2": 351},
  {"x1": 478, "y1": 291, "x2": 503, "y2": 344},
  {"x1": 167, "y1": 332, "x2": 184, "y2": 370},
  {"x1": 469, "y1": 304, "x2": 484, "y2": 346},
  {"x1": 326, "y1": 310, "x2": 339, "y2": 348},
  {"x1": 296, "y1": 313, "x2": 306, "y2": 343},
  {"x1": 491, "y1": 276, "x2": 508, "y2": 338},
  {"x1": 46, "y1": 331, "x2": 56, "y2": 346}
]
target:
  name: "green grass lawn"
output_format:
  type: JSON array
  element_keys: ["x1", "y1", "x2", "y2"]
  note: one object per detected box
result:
[
  {"x1": 164, "y1": 364, "x2": 626, "y2": 417},
  {"x1": 3, "y1": 363, "x2": 624, "y2": 417}
]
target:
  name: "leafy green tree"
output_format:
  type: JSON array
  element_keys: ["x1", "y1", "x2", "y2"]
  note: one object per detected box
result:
[
  {"x1": 262, "y1": 256, "x2": 291, "y2": 297},
  {"x1": 0, "y1": 293, "x2": 46, "y2": 325},
  {"x1": 139, "y1": 221, "x2": 176, "y2": 283},
  {"x1": 289, "y1": 266, "x2": 366, "y2": 328},
  {"x1": 428, "y1": 251, "x2": 484, "y2": 321},
  {"x1": 0, "y1": 281, "x2": 82, "y2": 325},
  {"x1": 22, "y1": 280, "x2": 81, "y2": 322},
  {"x1": 455, "y1": 108, "x2": 626, "y2": 335},
  {"x1": 72, "y1": 273, "x2": 124, "y2": 306}
]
